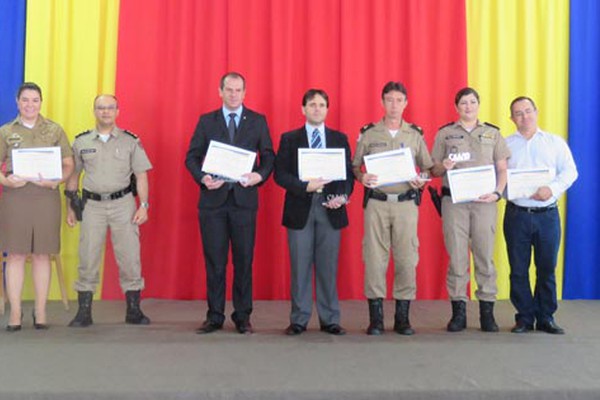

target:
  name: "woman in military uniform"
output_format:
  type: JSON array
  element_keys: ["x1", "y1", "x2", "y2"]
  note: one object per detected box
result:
[
  {"x1": 431, "y1": 87, "x2": 510, "y2": 333},
  {"x1": 0, "y1": 82, "x2": 74, "y2": 331}
]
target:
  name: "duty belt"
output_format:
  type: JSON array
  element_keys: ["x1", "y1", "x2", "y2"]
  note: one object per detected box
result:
[
  {"x1": 369, "y1": 189, "x2": 418, "y2": 203},
  {"x1": 82, "y1": 186, "x2": 132, "y2": 201},
  {"x1": 507, "y1": 201, "x2": 558, "y2": 214},
  {"x1": 441, "y1": 187, "x2": 452, "y2": 197}
]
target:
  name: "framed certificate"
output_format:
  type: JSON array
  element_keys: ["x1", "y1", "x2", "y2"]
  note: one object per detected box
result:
[
  {"x1": 364, "y1": 148, "x2": 417, "y2": 187},
  {"x1": 201, "y1": 140, "x2": 257, "y2": 182},
  {"x1": 297, "y1": 148, "x2": 346, "y2": 181},
  {"x1": 447, "y1": 165, "x2": 496, "y2": 203},
  {"x1": 507, "y1": 168, "x2": 553, "y2": 200},
  {"x1": 12, "y1": 146, "x2": 62, "y2": 180}
]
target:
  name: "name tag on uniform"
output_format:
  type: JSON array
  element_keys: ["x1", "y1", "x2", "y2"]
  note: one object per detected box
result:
[{"x1": 80, "y1": 148, "x2": 97, "y2": 155}]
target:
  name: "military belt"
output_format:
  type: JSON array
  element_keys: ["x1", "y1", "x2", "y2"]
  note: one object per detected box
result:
[
  {"x1": 82, "y1": 186, "x2": 132, "y2": 201},
  {"x1": 369, "y1": 189, "x2": 418, "y2": 203}
]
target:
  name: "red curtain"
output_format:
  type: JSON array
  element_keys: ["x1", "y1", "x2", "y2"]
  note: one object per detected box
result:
[{"x1": 107, "y1": 0, "x2": 467, "y2": 300}]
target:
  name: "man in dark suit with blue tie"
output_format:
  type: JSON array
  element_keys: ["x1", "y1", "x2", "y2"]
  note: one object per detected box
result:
[
  {"x1": 274, "y1": 89, "x2": 354, "y2": 335},
  {"x1": 185, "y1": 72, "x2": 275, "y2": 334}
]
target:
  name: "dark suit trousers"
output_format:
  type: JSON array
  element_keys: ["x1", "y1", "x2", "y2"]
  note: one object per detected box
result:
[
  {"x1": 199, "y1": 192, "x2": 256, "y2": 325},
  {"x1": 287, "y1": 195, "x2": 341, "y2": 327}
]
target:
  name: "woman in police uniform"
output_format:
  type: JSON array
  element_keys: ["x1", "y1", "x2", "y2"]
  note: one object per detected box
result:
[
  {"x1": 431, "y1": 87, "x2": 510, "y2": 333},
  {"x1": 0, "y1": 82, "x2": 74, "y2": 331}
]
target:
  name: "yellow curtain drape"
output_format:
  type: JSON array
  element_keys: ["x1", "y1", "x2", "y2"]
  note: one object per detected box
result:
[
  {"x1": 466, "y1": 0, "x2": 570, "y2": 300},
  {"x1": 23, "y1": 0, "x2": 120, "y2": 300}
]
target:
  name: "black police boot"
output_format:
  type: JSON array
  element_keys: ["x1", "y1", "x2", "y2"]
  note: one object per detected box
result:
[
  {"x1": 447, "y1": 300, "x2": 467, "y2": 332},
  {"x1": 68, "y1": 291, "x2": 94, "y2": 328},
  {"x1": 393, "y1": 300, "x2": 415, "y2": 335},
  {"x1": 479, "y1": 301, "x2": 499, "y2": 332},
  {"x1": 367, "y1": 298, "x2": 384, "y2": 335},
  {"x1": 125, "y1": 290, "x2": 151, "y2": 325}
]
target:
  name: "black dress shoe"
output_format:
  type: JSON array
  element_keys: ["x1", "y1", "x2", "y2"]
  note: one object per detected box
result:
[
  {"x1": 195, "y1": 320, "x2": 223, "y2": 334},
  {"x1": 284, "y1": 324, "x2": 306, "y2": 336},
  {"x1": 320, "y1": 324, "x2": 346, "y2": 336},
  {"x1": 6, "y1": 324, "x2": 22, "y2": 332},
  {"x1": 511, "y1": 321, "x2": 534, "y2": 333},
  {"x1": 536, "y1": 320, "x2": 565, "y2": 335},
  {"x1": 236, "y1": 320, "x2": 253, "y2": 334}
]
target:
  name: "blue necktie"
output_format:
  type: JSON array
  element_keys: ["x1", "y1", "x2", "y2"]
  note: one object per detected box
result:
[
  {"x1": 311, "y1": 128, "x2": 322, "y2": 149},
  {"x1": 227, "y1": 113, "x2": 236, "y2": 142}
]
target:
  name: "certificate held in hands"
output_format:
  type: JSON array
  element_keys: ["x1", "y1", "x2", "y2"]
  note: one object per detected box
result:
[
  {"x1": 201, "y1": 140, "x2": 257, "y2": 182},
  {"x1": 447, "y1": 165, "x2": 496, "y2": 203},
  {"x1": 298, "y1": 148, "x2": 346, "y2": 181},
  {"x1": 12, "y1": 146, "x2": 62, "y2": 180},
  {"x1": 506, "y1": 168, "x2": 552, "y2": 200},
  {"x1": 363, "y1": 148, "x2": 417, "y2": 187}
]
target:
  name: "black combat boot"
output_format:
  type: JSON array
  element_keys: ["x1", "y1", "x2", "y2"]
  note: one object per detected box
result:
[
  {"x1": 125, "y1": 290, "x2": 151, "y2": 325},
  {"x1": 367, "y1": 298, "x2": 384, "y2": 335},
  {"x1": 68, "y1": 291, "x2": 94, "y2": 328},
  {"x1": 447, "y1": 300, "x2": 467, "y2": 332},
  {"x1": 479, "y1": 301, "x2": 499, "y2": 332},
  {"x1": 393, "y1": 300, "x2": 414, "y2": 335}
]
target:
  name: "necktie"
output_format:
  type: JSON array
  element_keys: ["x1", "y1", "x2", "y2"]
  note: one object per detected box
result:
[
  {"x1": 227, "y1": 113, "x2": 236, "y2": 142},
  {"x1": 311, "y1": 128, "x2": 322, "y2": 149}
]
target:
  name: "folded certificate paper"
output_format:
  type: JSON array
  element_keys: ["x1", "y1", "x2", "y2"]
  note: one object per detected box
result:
[
  {"x1": 298, "y1": 148, "x2": 347, "y2": 181},
  {"x1": 12, "y1": 146, "x2": 62, "y2": 180},
  {"x1": 201, "y1": 140, "x2": 257, "y2": 182},
  {"x1": 447, "y1": 165, "x2": 496, "y2": 203},
  {"x1": 507, "y1": 168, "x2": 553, "y2": 200},
  {"x1": 364, "y1": 148, "x2": 417, "y2": 186}
]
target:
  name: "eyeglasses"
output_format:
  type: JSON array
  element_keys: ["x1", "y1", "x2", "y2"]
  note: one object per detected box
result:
[{"x1": 95, "y1": 105, "x2": 118, "y2": 111}]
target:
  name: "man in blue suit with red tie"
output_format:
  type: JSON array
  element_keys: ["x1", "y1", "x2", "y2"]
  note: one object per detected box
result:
[
  {"x1": 274, "y1": 89, "x2": 354, "y2": 335},
  {"x1": 185, "y1": 72, "x2": 275, "y2": 334}
]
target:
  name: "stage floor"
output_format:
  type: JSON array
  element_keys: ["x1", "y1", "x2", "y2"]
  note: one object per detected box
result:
[{"x1": 1, "y1": 300, "x2": 599, "y2": 400}]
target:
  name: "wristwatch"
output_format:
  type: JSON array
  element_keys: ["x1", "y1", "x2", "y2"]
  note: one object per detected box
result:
[
  {"x1": 140, "y1": 202, "x2": 150, "y2": 209},
  {"x1": 493, "y1": 191, "x2": 502, "y2": 202}
]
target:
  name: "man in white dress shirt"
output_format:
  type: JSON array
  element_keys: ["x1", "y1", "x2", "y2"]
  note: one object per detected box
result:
[{"x1": 504, "y1": 96, "x2": 578, "y2": 334}]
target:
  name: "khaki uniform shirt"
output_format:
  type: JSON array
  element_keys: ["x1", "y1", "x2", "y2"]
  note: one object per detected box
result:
[
  {"x1": 72, "y1": 127, "x2": 152, "y2": 193},
  {"x1": 0, "y1": 115, "x2": 73, "y2": 171},
  {"x1": 431, "y1": 121, "x2": 510, "y2": 187},
  {"x1": 352, "y1": 119, "x2": 434, "y2": 194}
]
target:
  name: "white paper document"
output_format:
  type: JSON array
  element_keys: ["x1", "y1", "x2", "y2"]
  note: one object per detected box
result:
[
  {"x1": 506, "y1": 168, "x2": 553, "y2": 200},
  {"x1": 12, "y1": 146, "x2": 62, "y2": 180},
  {"x1": 447, "y1": 165, "x2": 496, "y2": 203},
  {"x1": 364, "y1": 148, "x2": 417, "y2": 187},
  {"x1": 201, "y1": 141, "x2": 257, "y2": 182},
  {"x1": 298, "y1": 148, "x2": 347, "y2": 181}
]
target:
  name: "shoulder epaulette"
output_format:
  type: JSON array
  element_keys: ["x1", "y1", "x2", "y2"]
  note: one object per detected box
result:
[
  {"x1": 438, "y1": 121, "x2": 454, "y2": 130},
  {"x1": 484, "y1": 122, "x2": 499, "y2": 130},
  {"x1": 410, "y1": 123, "x2": 424, "y2": 136},
  {"x1": 75, "y1": 130, "x2": 92, "y2": 138},
  {"x1": 360, "y1": 122, "x2": 375, "y2": 133},
  {"x1": 122, "y1": 129, "x2": 139, "y2": 139}
]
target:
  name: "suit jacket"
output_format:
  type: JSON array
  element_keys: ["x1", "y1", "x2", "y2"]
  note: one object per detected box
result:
[
  {"x1": 274, "y1": 126, "x2": 354, "y2": 230},
  {"x1": 185, "y1": 106, "x2": 275, "y2": 210}
]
